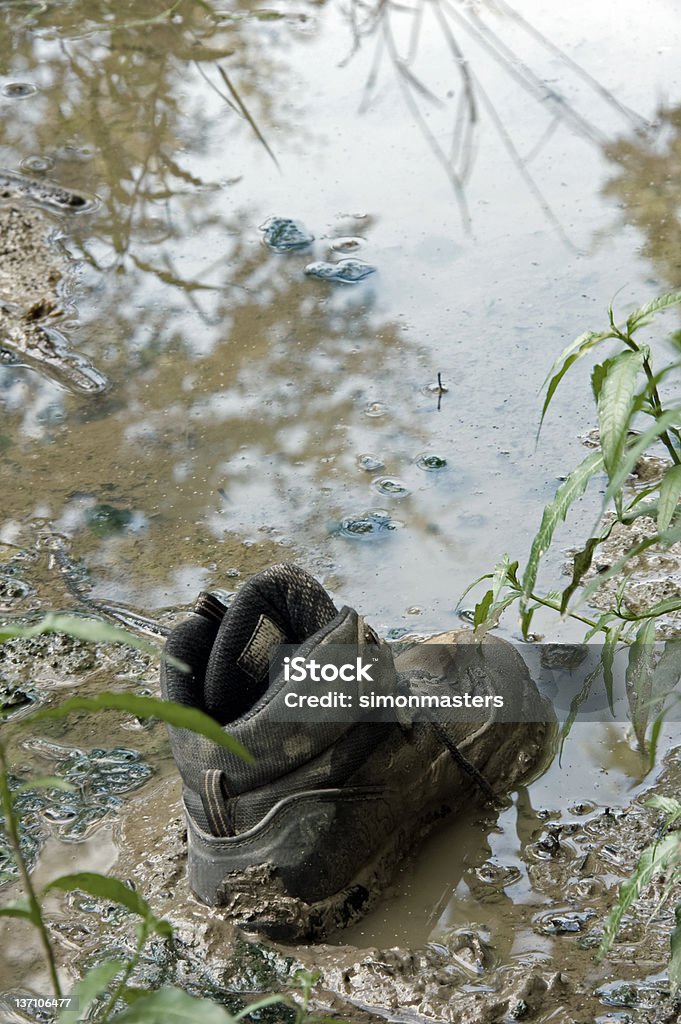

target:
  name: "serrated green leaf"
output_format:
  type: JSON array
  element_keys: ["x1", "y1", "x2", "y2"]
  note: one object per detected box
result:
[
  {"x1": 625, "y1": 619, "x2": 656, "y2": 752},
  {"x1": 112, "y1": 987, "x2": 238, "y2": 1023},
  {"x1": 44, "y1": 873, "x2": 155, "y2": 921},
  {"x1": 521, "y1": 450, "x2": 604, "y2": 606},
  {"x1": 591, "y1": 361, "x2": 609, "y2": 402},
  {"x1": 560, "y1": 534, "x2": 605, "y2": 614},
  {"x1": 20, "y1": 693, "x2": 253, "y2": 762},
  {"x1": 657, "y1": 464, "x2": 681, "y2": 532},
  {"x1": 538, "y1": 353, "x2": 579, "y2": 433},
  {"x1": 626, "y1": 290, "x2": 681, "y2": 332},
  {"x1": 57, "y1": 961, "x2": 125, "y2": 1024},
  {"x1": 597, "y1": 350, "x2": 645, "y2": 484},
  {"x1": 542, "y1": 330, "x2": 612, "y2": 391},
  {"x1": 473, "y1": 590, "x2": 493, "y2": 629},
  {"x1": 602, "y1": 409, "x2": 681, "y2": 510},
  {"x1": 0, "y1": 614, "x2": 188, "y2": 673}
]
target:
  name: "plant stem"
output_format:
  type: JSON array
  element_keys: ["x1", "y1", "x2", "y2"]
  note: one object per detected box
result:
[{"x1": 0, "y1": 743, "x2": 62, "y2": 998}]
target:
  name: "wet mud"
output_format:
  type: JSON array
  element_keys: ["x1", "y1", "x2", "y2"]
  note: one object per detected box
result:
[
  {"x1": 0, "y1": 186, "x2": 107, "y2": 394},
  {"x1": 34, "y1": 748, "x2": 675, "y2": 1024}
]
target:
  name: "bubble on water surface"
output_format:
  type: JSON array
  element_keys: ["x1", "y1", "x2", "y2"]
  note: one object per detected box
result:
[
  {"x1": 260, "y1": 217, "x2": 314, "y2": 252},
  {"x1": 338, "y1": 509, "x2": 403, "y2": 540},
  {"x1": 329, "y1": 236, "x2": 364, "y2": 253},
  {"x1": 415, "y1": 453, "x2": 447, "y2": 471},
  {"x1": 304, "y1": 258, "x2": 376, "y2": 283},
  {"x1": 357, "y1": 453, "x2": 384, "y2": 472},
  {"x1": 2, "y1": 82, "x2": 37, "y2": 98},
  {"x1": 372, "y1": 477, "x2": 410, "y2": 498},
  {"x1": 20, "y1": 156, "x2": 54, "y2": 174}
]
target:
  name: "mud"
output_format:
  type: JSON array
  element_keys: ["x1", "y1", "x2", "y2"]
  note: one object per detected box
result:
[
  {"x1": 0, "y1": 194, "x2": 107, "y2": 393},
  {"x1": 575, "y1": 513, "x2": 681, "y2": 638},
  {"x1": 55, "y1": 749, "x2": 677, "y2": 1024}
]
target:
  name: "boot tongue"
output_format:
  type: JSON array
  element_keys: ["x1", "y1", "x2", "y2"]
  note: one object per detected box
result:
[{"x1": 203, "y1": 563, "x2": 337, "y2": 724}]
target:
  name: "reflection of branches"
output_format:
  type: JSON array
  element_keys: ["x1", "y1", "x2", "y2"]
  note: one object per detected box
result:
[{"x1": 345, "y1": 0, "x2": 648, "y2": 238}]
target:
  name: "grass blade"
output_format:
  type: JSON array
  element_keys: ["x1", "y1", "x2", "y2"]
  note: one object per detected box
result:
[
  {"x1": 0, "y1": 614, "x2": 188, "y2": 673},
  {"x1": 19, "y1": 693, "x2": 253, "y2": 762}
]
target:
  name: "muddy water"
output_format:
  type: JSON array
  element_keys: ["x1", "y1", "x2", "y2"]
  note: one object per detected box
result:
[{"x1": 2, "y1": 0, "x2": 681, "y2": 1019}]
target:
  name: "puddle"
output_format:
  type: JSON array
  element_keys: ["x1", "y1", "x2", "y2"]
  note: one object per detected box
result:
[{"x1": 1, "y1": 0, "x2": 681, "y2": 1019}]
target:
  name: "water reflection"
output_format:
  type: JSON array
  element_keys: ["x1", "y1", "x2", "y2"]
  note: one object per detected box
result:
[
  {"x1": 0, "y1": 0, "x2": 679, "y2": 620},
  {"x1": 604, "y1": 104, "x2": 681, "y2": 288}
]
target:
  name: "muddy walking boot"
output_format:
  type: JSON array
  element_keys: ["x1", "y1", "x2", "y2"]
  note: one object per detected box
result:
[{"x1": 161, "y1": 563, "x2": 554, "y2": 940}]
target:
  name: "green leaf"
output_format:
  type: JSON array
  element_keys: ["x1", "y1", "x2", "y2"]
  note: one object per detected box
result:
[
  {"x1": 21, "y1": 693, "x2": 253, "y2": 762},
  {"x1": 626, "y1": 289, "x2": 681, "y2": 332},
  {"x1": 597, "y1": 350, "x2": 645, "y2": 483},
  {"x1": 671, "y1": 904, "x2": 681, "y2": 995},
  {"x1": 591, "y1": 360, "x2": 609, "y2": 402},
  {"x1": 538, "y1": 330, "x2": 616, "y2": 438},
  {"x1": 57, "y1": 961, "x2": 125, "y2": 1024},
  {"x1": 602, "y1": 408, "x2": 681, "y2": 510},
  {"x1": 112, "y1": 987, "x2": 238, "y2": 1023},
  {"x1": 646, "y1": 795, "x2": 681, "y2": 824},
  {"x1": 598, "y1": 832, "x2": 681, "y2": 958},
  {"x1": 657, "y1": 464, "x2": 681, "y2": 532},
  {"x1": 473, "y1": 590, "x2": 493, "y2": 629},
  {"x1": 560, "y1": 534, "x2": 606, "y2": 614},
  {"x1": 458, "y1": 572, "x2": 494, "y2": 606},
  {"x1": 625, "y1": 619, "x2": 656, "y2": 752},
  {"x1": 44, "y1": 873, "x2": 155, "y2": 921},
  {"x1": 0, "y1": 614, "x2": 188, "y2": 673},
  {"x1": 233, "y1": 995, "x2": 289, "y2": 1020},
  {"x1": 521, "y1": 450, "x2": 604, "y2": 607},
  {"x1": 0, "y1": 896, "x2": 35, "y2": 923},
  {"x1": 539, "y1": 353, "x2": 579, "y2": 432}
]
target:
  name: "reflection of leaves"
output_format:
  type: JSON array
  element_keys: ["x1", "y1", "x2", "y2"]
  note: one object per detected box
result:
[{"x1": 345, "y1": 0, "x2": 646, "y2": 235}]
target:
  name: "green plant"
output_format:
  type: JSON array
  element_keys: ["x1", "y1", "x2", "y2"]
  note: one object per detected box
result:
[
  {"x1": 463, "y1": 290, "x2": 681, "y2": 754},
  {"x1": 463, "y1": 289, "x2": 681, "y2": 997},
  {"x1": 598, "y1": 795, "x2": 681, "y2": 995},
  {"x1": 0, "y1": 615, "x2": 328, "y2": 1023}
]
